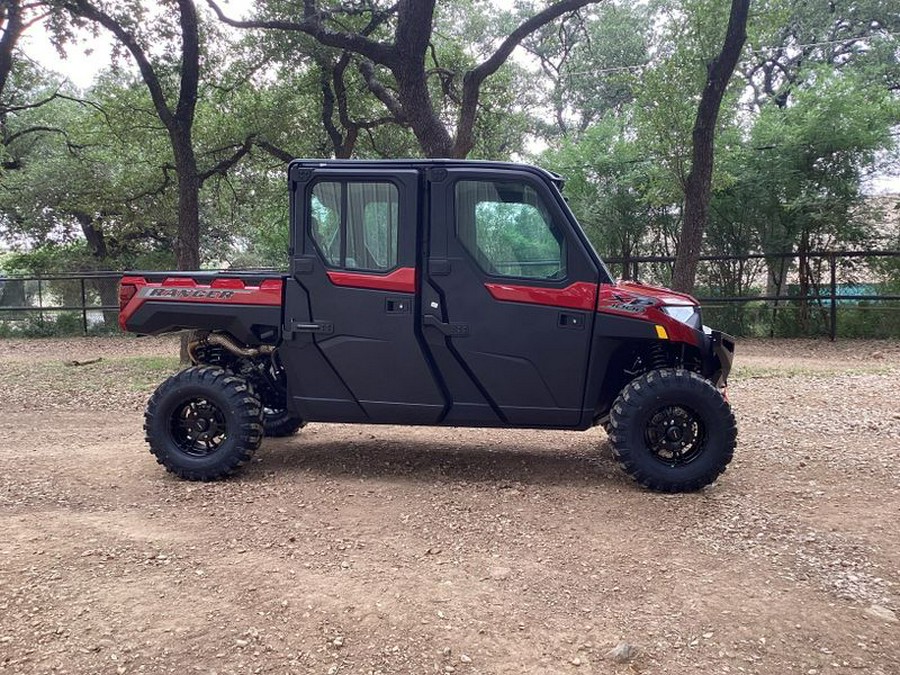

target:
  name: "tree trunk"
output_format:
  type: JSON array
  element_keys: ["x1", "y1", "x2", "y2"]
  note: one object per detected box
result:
[
  {"x1": 171, "y1": 126, "x2": 201, "y2": 271},
  {"x1": 170, "y1": 125, "x2": 200, "y2": 363},
  {"x1": 670, "y1": 0, "x2": 750, "y2": 293},
  {"x1": 0, "y1": 0, "x2": 23, "y2": 104},
  {"x1": 397, "y1": 71, "x2": 454, "y2": 158},
  {"x1": 74, "y1": 212, "x2": 119, "y2": 327}
]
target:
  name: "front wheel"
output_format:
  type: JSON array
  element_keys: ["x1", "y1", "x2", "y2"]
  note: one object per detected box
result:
[
  {"x1": 608, "y1": 368, "x2": 736, "y2": 493},
  {"x1": 144, "y1": 366, "x2": 263, "y2": 481}
]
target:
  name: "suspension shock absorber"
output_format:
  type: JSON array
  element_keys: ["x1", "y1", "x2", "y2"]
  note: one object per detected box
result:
[{"x1": 646, "y1": 342, "x2": 670, "y2": 371}]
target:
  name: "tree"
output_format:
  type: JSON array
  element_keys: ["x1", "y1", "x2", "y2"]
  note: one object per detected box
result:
[
  {"x1": 238, "y1": 22, "x2": 420, "y2": 161},
  {"x1": 742, "y1": 0, "x2": 900, "y2": 110},
  {"x1": 2, "y1": 2, "x2": 83, "y2": 170},
  {"x1": 670, "y1": 0, "x2": 750, "y2": 293},
  {"x1": 523, "y1": 2, "x2": 649, "y2": 140},
  {"x1": 0, "y1": 73, "x2": 184, "y2": 324},
  {"x1": 542, "y1": 112, "x2": 657, "y2": 273},
  {"x1": 208, "y1": 0, "x2": 601, "y2": 158},
  {"x1": 57, "y1": 0, "x2": 254, "y2": 270},
  {"x1": 0, "y1": 0, "x2": 25, "y2": 104}
]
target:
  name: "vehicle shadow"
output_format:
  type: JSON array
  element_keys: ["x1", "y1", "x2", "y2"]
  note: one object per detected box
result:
[{"x1": 250, "y1": 432, "x2": 631, "y2": 489}]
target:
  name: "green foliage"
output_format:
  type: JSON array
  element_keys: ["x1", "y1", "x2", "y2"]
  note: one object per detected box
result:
[
  {"x1": 524, "y1": 2, "x2": 650, "y2": 139},
  {"x1": 0, "y1": 310, "x2": 98, "y2": 338},
  {"x1": 542, "y1": 112, "x2": 666, "y2": 262},
  {"x1": 0, "y1": 0, "x2": 896, "y2": 341}
]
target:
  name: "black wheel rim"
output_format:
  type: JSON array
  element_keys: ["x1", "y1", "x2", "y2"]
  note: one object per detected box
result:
[
  {"x1": 170, "y1": 397, "x2": 228, "y2": 457},
  {"x1": 644, "y1": 405, "x2": 706, "y2": 466}
]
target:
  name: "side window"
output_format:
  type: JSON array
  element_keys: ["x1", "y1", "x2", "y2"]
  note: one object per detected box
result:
[
  {"x1": 311, "y1": 182, "x2": 342, "y2": 265},
  {"x1": 310, "y1": 181, "x2": 398, "y2": 271},
  {"x1": 455, "y1": 179, "x2": 566, "y2": 280}
]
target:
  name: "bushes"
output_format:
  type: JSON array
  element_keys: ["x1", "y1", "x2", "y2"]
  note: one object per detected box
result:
[
  {"x1": 702, "y1": 299, "x2": 900, "y2": 339},
  {"x1": 0, "y1": 311, "x2": 120, "y2": 338}
]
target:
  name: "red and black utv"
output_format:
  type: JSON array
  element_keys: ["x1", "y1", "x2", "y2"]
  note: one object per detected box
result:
[{"x1": 119, "y1": 160, "x2": 736, "y2": 492}]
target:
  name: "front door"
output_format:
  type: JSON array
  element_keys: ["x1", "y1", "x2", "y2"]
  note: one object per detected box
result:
[
  {"x1": 422, "y1": 168, "x2": 599, "y2": 427},
  {"x1": 280, "y1": 168, "x2": 444, "y2": 424}
]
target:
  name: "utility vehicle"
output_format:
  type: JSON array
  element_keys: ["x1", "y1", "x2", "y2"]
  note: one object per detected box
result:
[{"x1": 119, "y1": 160, "x2": 736, "y2": 492}]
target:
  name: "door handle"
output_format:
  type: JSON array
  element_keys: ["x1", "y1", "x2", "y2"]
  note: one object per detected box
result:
[
  {"x1": 385, "y1": 297, "x2": 411, "y2": 314},
  {"x1": 558, "y1": 311, "x2": 586, "y2": 330},
  {"x1": 291, "y1": 320, "x2": 334, "y2": 334},
  {"x1": 423, "y1": 314, "x2": 469, "y2": 337}
]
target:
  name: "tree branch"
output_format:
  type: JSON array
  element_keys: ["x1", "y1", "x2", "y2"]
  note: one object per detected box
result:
[
  {"x1": 453, "y1": 0, "x2": 599, "y2": 157},
  {"x1": 316, "y1": 53, "x2": 345, "y2": 156},
  {"x1": 3, "y1": 124, "x2": 67, "y2": 145},
  {"x1": 198, "y1": 135, "x2": 255, "y2": 184},
  {"x1": 205, "y1": 0, "x2": 397, "y2": 67},
  {"x1": 254, "y1": 137, "x2": 294, "y2": 164},
  {"x1": 2, "y1": 87, "x2": 61, "y2": 113},
  {"x1": 358, "y1": 60, "x2": 405, "y2": 123},
  {"x1": 62, "y1": 1, "x2": 174, "y2": 128},
  {"x1": 124, "y1": 166, "x2": 174, "y2": 204},
  {"x1": 468, "y1": 0, "x2": 598, "y2": 86}
]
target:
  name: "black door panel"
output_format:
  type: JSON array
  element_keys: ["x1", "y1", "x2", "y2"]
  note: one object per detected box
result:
[
  {"x1": 422, "y1": 169, "x2": 599, "y2": 427},
  {"x1": 280, "y1": 169, "x2": 445, "y2": 424},
  {"x1": 281, "y1": 277, "x2": 367, "y2": 422}
]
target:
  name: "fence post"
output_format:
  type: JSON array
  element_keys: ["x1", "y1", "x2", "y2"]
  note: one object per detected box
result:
[
  {"x1": 37, "y1": 278, "x2": 44, "y2": 328},
  {"x1": 80, "y1": 277, "x2": 88, "y2": 335},
  {"x1": 829, "y1": 253, "x2": 837, "y2": 342}
]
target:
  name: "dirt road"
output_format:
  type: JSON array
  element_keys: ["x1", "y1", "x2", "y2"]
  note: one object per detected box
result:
[{"x1": 1, "y1": 337, "x2": 898, "y2": 674}]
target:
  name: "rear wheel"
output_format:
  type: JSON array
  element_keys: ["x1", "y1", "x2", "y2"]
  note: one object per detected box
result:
[
  {"x1": 608, "y1": 368, "x2": 736, "y2": 492},
  {"x1": 262, "y1": 408, "x2": 305, "y2": 437},
  {"x1": 144, "y1": 366, "x2": 263, "y2": 481}
]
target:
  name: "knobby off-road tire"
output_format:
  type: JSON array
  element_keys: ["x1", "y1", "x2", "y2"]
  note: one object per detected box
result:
[
  {"x1": 144, "y1": 366, "x2": 263, "y2": 481},
  {"x1": 262, "y1": 408, "x2": 305, "y2": 437},
  {"x1": 608, "y1": 368, "x2": 737, "y2": 493}
]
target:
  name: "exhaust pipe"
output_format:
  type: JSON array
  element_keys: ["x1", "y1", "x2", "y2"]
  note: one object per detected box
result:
[{"x1": 189, "y1": 332, "x2": 275, "y2": 362}]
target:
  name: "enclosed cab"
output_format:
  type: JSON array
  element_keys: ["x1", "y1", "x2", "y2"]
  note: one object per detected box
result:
[{"x1": 120, "y1": 160, "x2": 736, "y2": 492}]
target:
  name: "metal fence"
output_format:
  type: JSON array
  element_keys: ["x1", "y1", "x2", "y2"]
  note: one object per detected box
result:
[
  {"x1": 0, "y1": 271, "x2": 122, "y2": 335},
  {"x1": 1, "y1": 251, "x2": 898, "y2": 339},
  {"x1": 605, "y1": 250, "x2": 900, "y2": 340}
]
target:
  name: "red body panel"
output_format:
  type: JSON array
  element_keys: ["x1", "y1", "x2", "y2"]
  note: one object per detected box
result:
[
  {"x1": 120, "y1": 269, "x2": 700, "y2": 348},
  {"x1": 608, "y1": 280, "x2": 698, "y2": 306},
  {"x1": 483, "y1": 279, "x2": 702, "y2": 347},
  {"x1": 118, "y1": 276, "x2": 283, "y2": 331},
  {"x1": 326, "y1": 267, "x2": 416, "y2": 293},
  {"x1": 596, "y1": 283, "x2": 700, "y2": 346},
  {"x1": 484, "y1": 281, "x2": 597, "y2": 311}
]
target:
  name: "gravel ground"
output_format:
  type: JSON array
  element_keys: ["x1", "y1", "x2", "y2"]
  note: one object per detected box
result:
[{"x1": 0, "y1": 337, "x2": 898, "y2": 674}]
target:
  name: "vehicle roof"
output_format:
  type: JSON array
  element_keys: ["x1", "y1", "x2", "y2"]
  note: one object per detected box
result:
[{"x1": 288, "y1": 158, "x2": 564, "y2": 188}]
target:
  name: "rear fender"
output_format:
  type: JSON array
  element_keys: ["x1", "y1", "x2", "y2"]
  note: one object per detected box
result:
[{"x1": 119, "y1": 275, "x2": 284, "y2": 345}]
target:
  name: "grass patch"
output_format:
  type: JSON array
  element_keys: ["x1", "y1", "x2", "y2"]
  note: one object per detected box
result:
[
  {"x1": 2, "y1": 356, "x2": 180, "y2": 396},
  {"x1": 117, "y1": 356, "x2": 180, "y2": 392}
]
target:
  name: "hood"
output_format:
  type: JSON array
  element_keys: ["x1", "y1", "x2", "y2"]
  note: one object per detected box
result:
[{"x1": 610, "y1": 280, "x2": 699, "y2": 307}]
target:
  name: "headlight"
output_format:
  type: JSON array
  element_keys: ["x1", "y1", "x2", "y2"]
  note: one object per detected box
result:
[{"x1": 661, "y1": 304, "x2": 702, "y2": 329}]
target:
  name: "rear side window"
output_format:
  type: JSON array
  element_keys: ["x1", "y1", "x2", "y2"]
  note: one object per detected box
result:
[
  {"x1": 310, "y1": 181, "x2": 399, "y2": 271},
  {"x1": 455, "y1": 179, "x2": 566, "y2": 280}
]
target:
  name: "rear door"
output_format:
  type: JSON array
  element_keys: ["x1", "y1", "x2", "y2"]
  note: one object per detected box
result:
[
  {"x1": 280, "y1": 167, "x2": 444, "y2": 424},
  {"x1": 422, "y1": 167, "x2": 599, "y2": 427}
]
